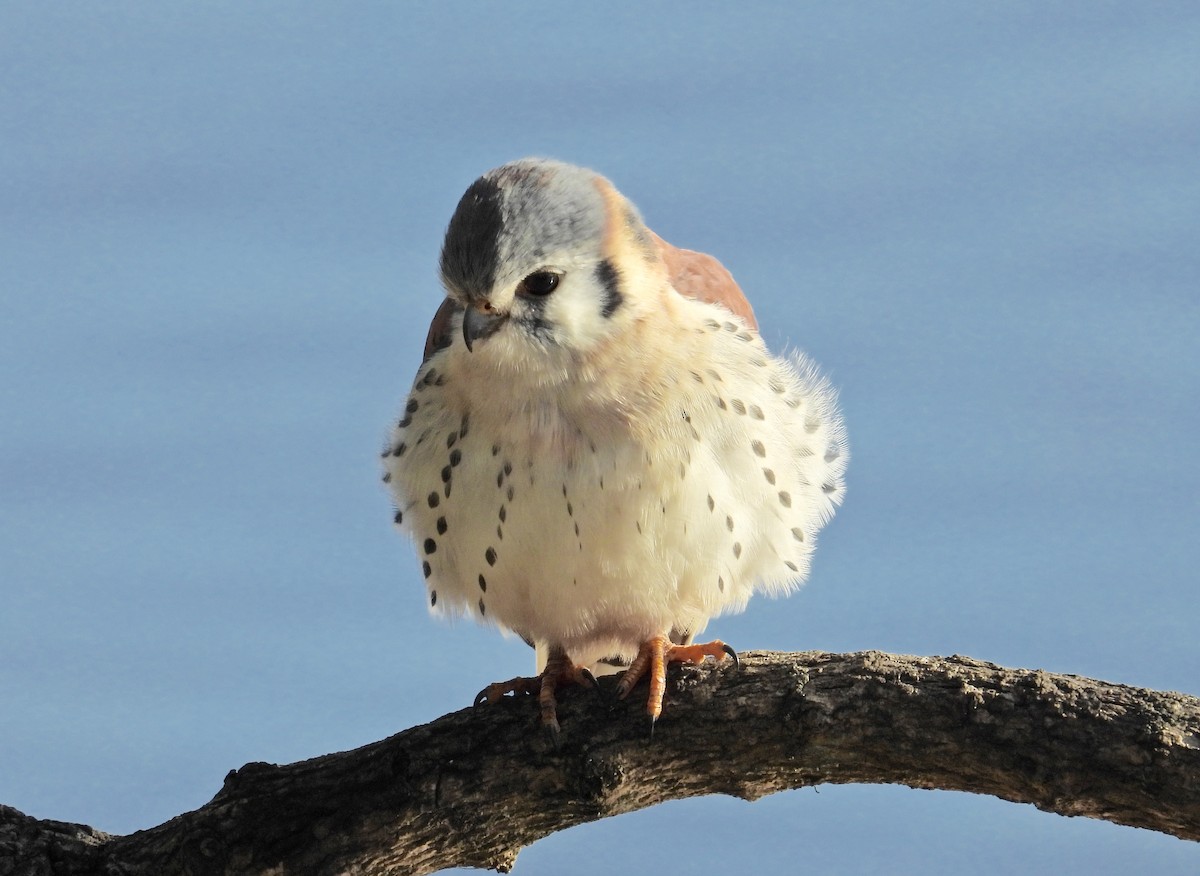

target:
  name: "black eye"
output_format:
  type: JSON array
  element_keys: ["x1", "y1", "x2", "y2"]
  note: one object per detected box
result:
[{"x1": 518, "y1": 271, "x2": 560, "y2": 297}]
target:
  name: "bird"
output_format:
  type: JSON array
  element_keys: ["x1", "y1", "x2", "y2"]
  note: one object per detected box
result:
[{"x1": 382, "y1": 158, "x2": 847, "y2": 735}]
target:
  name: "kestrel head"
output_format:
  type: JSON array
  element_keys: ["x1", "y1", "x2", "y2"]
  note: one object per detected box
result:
[{"x1": 438, "y1": 158, "x2": 667, "y2": 358}]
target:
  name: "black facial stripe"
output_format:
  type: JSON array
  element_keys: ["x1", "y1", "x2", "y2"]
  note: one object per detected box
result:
[
  {"x1": 595, "y1": 259, "x2": 623, "y2": 318},
  {"x1": 440, "y1": 176, "x2": 504, "y2": 296},
  {"x1": 514, "y1": 296, "x2": 556, "y2": 345}
]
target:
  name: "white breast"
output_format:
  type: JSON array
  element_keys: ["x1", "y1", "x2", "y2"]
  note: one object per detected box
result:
[{"x1": 383, "y1": 301, "x2": 846, "y2": 667}]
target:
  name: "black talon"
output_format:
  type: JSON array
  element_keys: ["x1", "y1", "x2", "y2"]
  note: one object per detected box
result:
[
  {"x1": 474, "y1": 689, "x2": 490, "y2": 707},
  {"x1": 580, "y1": 667, "x2": 607, "y2": 700},
  {"x1": 722, "y1": 643, "x2": 740, "y2": 669},
  {"x1": 544, "y1": 720, "x2": 562, "y2": 750}
]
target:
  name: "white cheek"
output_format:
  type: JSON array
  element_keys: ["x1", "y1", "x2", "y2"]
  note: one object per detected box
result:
[{"x1": 542, "y1": 279, "x2": 613, "y2": 351}]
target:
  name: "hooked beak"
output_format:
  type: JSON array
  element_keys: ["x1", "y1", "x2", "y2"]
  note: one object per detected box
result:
[{"x1": 462, "y1": 305, "x2": 505, "y2": 352}]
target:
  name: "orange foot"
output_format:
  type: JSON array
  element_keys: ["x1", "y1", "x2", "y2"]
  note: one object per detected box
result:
[
  {"x1": 615, "y1": 634, "x2": 739, "y2": 723},
  {"x1": 473, "y1": 646, "x2": 597, "y2": 739}
]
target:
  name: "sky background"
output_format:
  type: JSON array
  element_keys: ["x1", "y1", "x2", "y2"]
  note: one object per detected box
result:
[{"x1": 2, "y1": 3, "x2": 1198, "y2": 873}]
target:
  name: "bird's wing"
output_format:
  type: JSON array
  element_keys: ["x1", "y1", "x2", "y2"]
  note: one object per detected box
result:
[
  {"x1": 422, "y1": 298, "x2": 463, "y2": 363},
  {"x1": 651, "y1": 231, "x2": 757, "y2": 330}
]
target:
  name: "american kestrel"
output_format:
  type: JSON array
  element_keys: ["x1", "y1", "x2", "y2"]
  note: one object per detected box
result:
[{"x1": 383, "y1": 158, "x2": 846, "y2": 734}]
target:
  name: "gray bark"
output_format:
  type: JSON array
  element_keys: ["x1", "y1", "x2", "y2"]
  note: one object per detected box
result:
[{"x1": 2, "y1": 651, "x2": 1198, "y2": 875}]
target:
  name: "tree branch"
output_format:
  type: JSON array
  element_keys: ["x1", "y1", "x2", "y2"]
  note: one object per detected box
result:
[{"x1": 4, "y1": 651, "x2": 1198, "y2": 875}]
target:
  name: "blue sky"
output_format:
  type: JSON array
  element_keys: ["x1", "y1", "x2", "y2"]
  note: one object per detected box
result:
[{"x1": 2, "y1": 3, "x2": 1198, "y2": 873}]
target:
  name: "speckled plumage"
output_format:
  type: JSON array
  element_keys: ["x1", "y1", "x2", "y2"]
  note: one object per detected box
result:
[{"x1": 383, "y1": 158, "x2": 846, "y2": 697}]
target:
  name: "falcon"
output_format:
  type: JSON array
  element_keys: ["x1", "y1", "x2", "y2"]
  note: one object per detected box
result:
[{"x1": 383, "y1": 158, "x2": 847, "y2": 734}]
